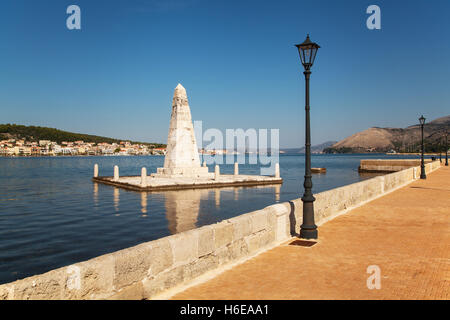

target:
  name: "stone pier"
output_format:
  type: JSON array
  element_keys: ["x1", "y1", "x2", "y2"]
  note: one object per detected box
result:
[
  {"x1": 1, "y1": 160, "x2": 442, "y2": 300},
  {"x1": 172, "y1": 163, "x2": 449, "y2": 300},
  {"x1": 358, "y1": 159, "x2": 433, "y2": 173}
]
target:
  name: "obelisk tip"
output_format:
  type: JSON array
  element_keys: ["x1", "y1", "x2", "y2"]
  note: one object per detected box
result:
[{"x1": 174, "y1": 83, "x2": 187, "y2": 98}]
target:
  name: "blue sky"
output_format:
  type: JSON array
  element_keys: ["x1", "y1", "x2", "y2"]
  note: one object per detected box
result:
[{"x1": 0, "y1": 0, "x2": 449, "y2": 147}]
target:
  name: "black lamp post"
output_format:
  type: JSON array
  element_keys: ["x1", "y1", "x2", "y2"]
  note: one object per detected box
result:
[
  {"x1": 295, "y1": 34, "x2": 320, "y2": 240},
  {"x1": 445, "y1": 131, "x2": 448, "y2": 166},
  {"x1": 419, "y1": 115, "x2": 426, "y2": 179}
]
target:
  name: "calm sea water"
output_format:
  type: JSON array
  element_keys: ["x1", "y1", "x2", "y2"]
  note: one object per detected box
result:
[{"x1": 0, "y1": 154, "x2": 424, "y2": 284}]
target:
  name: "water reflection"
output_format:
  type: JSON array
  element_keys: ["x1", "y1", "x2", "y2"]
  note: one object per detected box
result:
[
  {"x1": 215, "y1": 189, "x2": 220, "y2": 208},
  {"x1": 164, "y1": 189, "x2": 209, "y2": 234},
  {"x1": 275, "y1": 184, "x2": 281, "y2": 202},
  {"x1": 113, "y1": 188, "x2": 120, "y2": 214},
  {"x1": 93, "y1": 183, "x2": 98, "y2": 206},
  {"x1": 141, "y1": 192, "x2": 148, "y2": 216},
  {"x1": 163, "y1": 184, "x2": 282, "y2": 234}
]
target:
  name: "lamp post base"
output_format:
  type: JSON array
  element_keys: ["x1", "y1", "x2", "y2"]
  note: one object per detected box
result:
[
  {"x1": 420, "y1": 169, "x2": 427, "y2": 179},
  {"x1": 300, "y1": 228, "x2": 318, "y2": 240},
  {"x1": 300, "y1": 198, "x2": 317, "y2": 240}
]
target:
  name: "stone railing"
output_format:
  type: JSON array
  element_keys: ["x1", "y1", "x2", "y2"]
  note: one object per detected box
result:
[{"x1": 0, "y1": 161, "x2": 441, "y2": 300}]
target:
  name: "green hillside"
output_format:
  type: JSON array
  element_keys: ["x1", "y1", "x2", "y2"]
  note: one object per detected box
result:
[{"x1": 0, "y1": 124, "x2": 166, "y2": 148}]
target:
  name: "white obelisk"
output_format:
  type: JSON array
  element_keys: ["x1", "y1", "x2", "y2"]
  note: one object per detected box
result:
[{"x1": 155, "y1": 84, "x2": 210, "y2": 178}]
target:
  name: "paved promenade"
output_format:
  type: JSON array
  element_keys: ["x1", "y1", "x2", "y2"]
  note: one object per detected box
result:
[{"x1": 173, "y1": 166, "x2": 450, "y2": 300}]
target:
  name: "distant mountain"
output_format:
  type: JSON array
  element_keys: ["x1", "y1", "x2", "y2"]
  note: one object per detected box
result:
[
  {"x1": 281, "y1": 141, "x2": 337, "y2": 154},
  {"x1": 0, "y1": 124, "x2": 165, "y2": 147},
  {"x1": 324, "y1": 115, "x2": 450, "y2": 153}
]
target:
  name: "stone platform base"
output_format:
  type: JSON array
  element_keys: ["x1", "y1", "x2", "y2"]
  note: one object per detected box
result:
[
  {"x1": 93, "y1": 175, "x2": 283, "y2": 192},
  {"x1": 152, "y1": 166, "x2": 211, "y2": 179}
]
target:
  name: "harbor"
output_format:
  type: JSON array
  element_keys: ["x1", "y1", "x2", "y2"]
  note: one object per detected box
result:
[{"x1": 0, "y1": 159, "x2": 443, "y2": 299}]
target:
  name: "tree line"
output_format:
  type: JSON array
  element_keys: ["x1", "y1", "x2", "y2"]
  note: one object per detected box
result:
[{"x1": 0, "y1": 124, "x2": 166, "y2": 148}]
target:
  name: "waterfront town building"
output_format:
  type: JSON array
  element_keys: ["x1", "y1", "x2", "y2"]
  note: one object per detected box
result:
[{"x1": 0, "y1": 139, "x2": 165, "y2": 157}]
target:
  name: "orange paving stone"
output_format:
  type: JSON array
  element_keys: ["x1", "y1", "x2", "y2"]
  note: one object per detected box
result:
[{"x1": 172, "y1": 166, "x2": 450, "y2": 300}]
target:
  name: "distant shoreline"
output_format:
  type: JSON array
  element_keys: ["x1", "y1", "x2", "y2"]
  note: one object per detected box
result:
[
  {"x1": 0, "y1": 154, "x2": 165, "y2": 158},
  {"x1": 1, "y1": 152, "x2": 441, "y2": 159}
]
